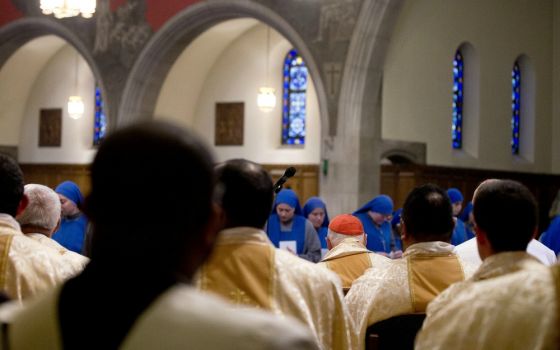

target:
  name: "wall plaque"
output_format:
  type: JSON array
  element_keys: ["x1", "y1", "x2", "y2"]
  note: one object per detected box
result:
[
  {"x1": 39, "y1": 108, "x2": 62, "y2": 147},
  {"x1": 215, "y1": 102, "x2": 244, "y2": 146}
]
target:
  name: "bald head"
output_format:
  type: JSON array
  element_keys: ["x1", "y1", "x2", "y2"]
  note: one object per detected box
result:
[
  {"x1": 473, "y1": 179, "x2": 537, "y2": 253},
  {"x1": 215, "y1": 159, "x2": 273, "y2": 229}
]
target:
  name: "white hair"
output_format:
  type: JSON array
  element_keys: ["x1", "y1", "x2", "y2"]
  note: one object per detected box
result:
[
  {"x1": 17, "y1": 184, "x2": 61, "y2": 231},
  {"x1": 327, "y1": 229, "x2": 365, "y2": 247}
]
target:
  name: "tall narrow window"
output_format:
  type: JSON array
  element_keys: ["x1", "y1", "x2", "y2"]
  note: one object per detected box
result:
[
  {"x1": 452, "y1": 50, "x2": 464, "y2": 149},
  {"x1": 511, "y1": 62, "x2": 521, "y2": 155},
  {"x1": 282, "y1": 49, "x2": 307, "y2": 145},
  {"x1": 93, "y1": 85, "x2": 107, "y2": 146}
]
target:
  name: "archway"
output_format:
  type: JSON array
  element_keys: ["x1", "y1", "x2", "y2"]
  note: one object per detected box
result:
[{"x1": 119, "y1": 0, "x2": 329, "y2": 137}]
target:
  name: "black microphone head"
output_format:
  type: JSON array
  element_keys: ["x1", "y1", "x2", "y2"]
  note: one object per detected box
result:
[{"x1": 285, "y1": 167, "x2": 296, "y2": 178}]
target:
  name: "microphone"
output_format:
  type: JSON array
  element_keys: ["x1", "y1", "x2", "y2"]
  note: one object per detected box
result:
[{"x1": 273, "y1": 167, "x2": 296, "y2": 193}]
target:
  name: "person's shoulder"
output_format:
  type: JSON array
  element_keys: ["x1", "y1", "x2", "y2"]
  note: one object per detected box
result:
[
  {"x1": 123, "y1": 284, "x2": 318, "y2": 350},
  {"x1": 276, "y1": 249, "x2": 341, "y2": 286}
]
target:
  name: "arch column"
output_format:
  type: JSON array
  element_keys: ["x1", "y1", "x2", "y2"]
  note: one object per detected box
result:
[{"x1": 321, "y1": 0, "x2": 405, "y2": 214}]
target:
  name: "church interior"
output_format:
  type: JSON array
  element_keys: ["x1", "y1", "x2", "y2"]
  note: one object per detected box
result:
[
  {"x1": 2, "y1": 0, "x2": 560, "y2": 225},
  {"x1": 0, "y1": 1, "x2": 559, "y2": 349}
]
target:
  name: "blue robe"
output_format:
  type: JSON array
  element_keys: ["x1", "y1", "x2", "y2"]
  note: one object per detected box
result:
[
  {"x1": 266, "y1": 214, "x2": 306, "y2": 254},
  {"x1": 354, "y1": 212, "x2": 397, "y2": 253},
  {"x1": 53, "y1": 214, "x2": 88, "y2": 253},
  {"x1": 540, "y1": 216, "x2": 560, "y2": 256},
  {"x1": 451, "y1": 218, "x2": 468, "y2": 246}
]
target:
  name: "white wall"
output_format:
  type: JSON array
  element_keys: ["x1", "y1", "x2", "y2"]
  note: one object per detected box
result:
[
  {"x1": 0, "y1": 36, "x2": 66, "y2": 146},
  {"x1": 383, "y1": 0, "x2": 553, "y2": 173},
  {"x1": 18, "y1": 44, "x2": 96, "y2": 163},
  {"x1": 156, "y1": 21, "x2": 321, "y2": 164}
]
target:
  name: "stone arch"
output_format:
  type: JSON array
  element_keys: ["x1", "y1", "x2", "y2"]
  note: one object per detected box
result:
[
  {"x1": 119, "y1": 0, "x2": 330, "y2": 138},
  {"x1": 0, "y1": 17, "x2": 110, "y2": 126}
]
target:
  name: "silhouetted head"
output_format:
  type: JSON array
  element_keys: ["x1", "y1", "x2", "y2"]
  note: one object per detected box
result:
[
  {"x1": 473, "y1": 179, "x2": 536, "y2": 258},
  {"x1": 86, "y1": 121, "x2": 217, "y2": 279},
  {"x1": 215, "y1": 159, "x2": 273, "y2": 229},
  {"x1": 0, "y1": 153, "x2": 25, "y2": 217},
  {"x1": 401, "y1": 184, "x2": 454, "y2": 245}
]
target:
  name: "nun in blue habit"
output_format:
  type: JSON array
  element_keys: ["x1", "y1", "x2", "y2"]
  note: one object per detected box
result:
[
  {"x1": 266, "y1": 189, "x2": 321, "y2": 263},
  {"x1": 540, "y1": 216, "x2": 560, "y2": 256},
  {"x1": 52, "y1": 181, "x2": 88, "y2": 254},
  {"x1": 302, "y1": 197, "x2": 330, "y2": 257},
  {"x1": 353, "y1": 195, "x2": 401, "y2": 255},
  {"x1": 448, "y1": 188, "x2": 468, "y2": 246},
  {"x1": 459, "y1": 202, "x2": 475, "y2": 240}
]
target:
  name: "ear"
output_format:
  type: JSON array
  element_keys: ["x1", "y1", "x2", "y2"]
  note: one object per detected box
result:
[
  {"x1": 16, "y1": 194, "x2": 29, "y2": 217},
  {"x1": 363, "y1": 233, "x2": 367, "y2": 247},
  {"x1": 531, "y1": 226, "x2": 538, "y2": 240},
  {"x1": 326, "y1": 237, "x2": 332, "y2": 250},
  {"x1": 400, "y1": 222, "x2": 408, "y2": 241}
]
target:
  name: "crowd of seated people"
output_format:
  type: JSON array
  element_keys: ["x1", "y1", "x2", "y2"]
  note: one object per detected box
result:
[{"x1": 0, "y1": 120, "x2": 557, "y2": 349}]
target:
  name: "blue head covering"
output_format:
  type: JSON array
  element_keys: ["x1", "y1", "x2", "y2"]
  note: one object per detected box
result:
[
  {"x1": 55, "y1": 181, "x2": 84, "y2": 208},
  {"x1": 447, "y1": 188, "x2": 464, "y2": 204},
  {"x1": 459, "y1": 202, "x2": 473, "y2": 222},
  {"x1": 391, "y1": 208, "x2": 402, "y2": 227},
  {"x1": 302, "y1": 197, "x2": 330, "y2": 228},
  {"x1": 274, "y1": 189, "x2": 302, "y2": 215},
  {"x1": 353, "y1": 195, "x2": 394, "y2": 215}
]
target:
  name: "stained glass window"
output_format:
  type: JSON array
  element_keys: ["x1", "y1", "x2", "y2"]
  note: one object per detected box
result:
[
  {"x1": 452, "y1": 50, "x2": 464, "y2": 149},
  {"x1": 511, "y1": 62, "x2": 521, "y2": 155},
  {"x1": 93, "y1": 85, "x2": 107, "y2": 146},
  {"x1": 282, "y1": 49, "x2": 308, "y2": 145}
]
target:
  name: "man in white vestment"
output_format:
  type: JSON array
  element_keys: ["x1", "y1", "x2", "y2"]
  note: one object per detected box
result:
[
  {"x1": 196, "y1": 159, "x2": 355, "y2": 350},
  {"x1": 0, "y1": 154, "x2": 81, "y2": 302},
  {"x1": 318, "y1": 214, "x2": 390, "y2": 293},
  {"x1": 2, "y1": 122, "x2": 317, "y2": 350},
  {"x1": 416, "y1": 179, "x2": 558, "y2": 350},
  {"x1": 456, "y1": 236, "x2": 557, "y2": 266},
  {"x1": 345, "y1": 184, "x2": 477, "y2": 349},
  {"x1": 17, "y1": 184, "x2": 88, "y2": 275}
]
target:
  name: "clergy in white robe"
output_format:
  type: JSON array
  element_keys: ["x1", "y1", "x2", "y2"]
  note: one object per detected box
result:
[
  {"x1": 318, "y1": 214, "x2": 391, "y2": 293},
  {"x1": 345, "y1": 184, "x2": 476, "y2": 349},
  {"x1": 456, "y1": 236, "x2": 557, "y2": 266},
  {"x1": 4, "y1": 284, "x2": 319, "y2": 350},
  {"x1": 0, "y1": 155, "x2": 84, "y2": 302},
  {"x1": 17, "y1": 184, "x2": 88, "y2": 277},
  {"x1": 196, "y1": 159, "x2": 355, "y2": 350},
  {"x1": 416, "y1": 179, "x2": 558, "y2": 350}
]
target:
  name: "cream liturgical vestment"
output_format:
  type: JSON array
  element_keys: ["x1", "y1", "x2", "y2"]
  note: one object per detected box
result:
[
  {"x1": 25, "y1": 233, "x2": 88, "y2": 273},
  {"x1": 196, "y1": 227, "x2": 355, "y2": 350},
  {"x1": 318, "y1": 237, "x2": 391, "y2": 293},
  {"x1": 0, "y1": 214, "x2": 83, "y2": 302},
  {"x1": 415, "y1": 252, "x2": 559, "y2": 350},
  {"x1": 2, "y1": 284, "x2": 319, "y2": 350},
  {"x1": 345, "y1": 241, "x2": 476, "y2": 349}
]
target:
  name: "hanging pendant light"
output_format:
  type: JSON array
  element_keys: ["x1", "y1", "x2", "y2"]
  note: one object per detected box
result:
[
  {"x1": 257, "y1": 26, "x2": 276, "y2": 113},
  {"x1": 68, "y1": 51, "x2": 84, "y2": 120},
  {"x1": 40, "y1": 0, "x2": 97, "y2": 19}
]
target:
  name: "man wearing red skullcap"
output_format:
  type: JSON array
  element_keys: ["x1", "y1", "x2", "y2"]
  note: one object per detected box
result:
[{"x1": 319, "y1": 214, "x2": 390, "y2": 294}]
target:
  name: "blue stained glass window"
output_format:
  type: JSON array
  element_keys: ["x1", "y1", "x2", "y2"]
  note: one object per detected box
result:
[
  {"x1": 282, "y1": 49, "x2": 307, "y2": 145},
  {"x1": 93, "y1": 85, "x2": 107, "y2": 146},
  {"x1": 452, "y1": 50, "x2": 464, "y2": 149},
  {"x1": 511, "y1": 62, "x2": 521, "y2": 155}
]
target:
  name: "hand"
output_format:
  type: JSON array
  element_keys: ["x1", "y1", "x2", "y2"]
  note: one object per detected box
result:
[
  {"x1": 376, "y1": 251, "x2": 391, "y2": 257},
  {"x1": 390, "y1": 250, "x2": 403, "y2": 259}
]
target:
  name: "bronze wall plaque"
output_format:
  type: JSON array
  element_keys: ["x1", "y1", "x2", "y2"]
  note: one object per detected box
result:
[
  {"x1": 215, "y1": 102, "x2": 244, "y2": 146},
  {"x1": 39, "y1": 108, "x2": 62, "y2": 147}
]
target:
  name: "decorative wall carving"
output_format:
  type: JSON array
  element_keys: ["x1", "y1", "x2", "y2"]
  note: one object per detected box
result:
[
  {"x1": 215, "y1": 102, "x2": 244, "y2": 146},
  {"x1": 39, "y1": 108, "x2": 62, "y2": 147}
]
